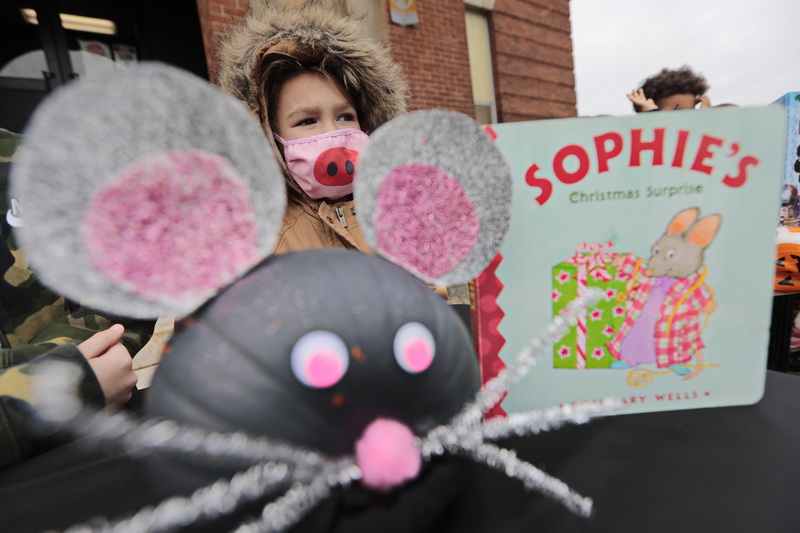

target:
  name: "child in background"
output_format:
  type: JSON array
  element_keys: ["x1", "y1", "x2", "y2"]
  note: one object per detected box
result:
[
  {"x1": 216, "y1": 0, "x2": 409, "y2": 254},
  {"x1": 627, "y1": 65, "x2": 711, "y2": 112}
]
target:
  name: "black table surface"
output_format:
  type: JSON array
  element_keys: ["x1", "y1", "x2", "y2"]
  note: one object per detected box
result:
[{"x1": 1, "y1": 370, "x2": 799, "y2": 533}]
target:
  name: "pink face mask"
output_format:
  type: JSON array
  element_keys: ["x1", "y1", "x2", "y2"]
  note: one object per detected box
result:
[{"x1": 274, "y1": 128, "x2": 369, "y2": 200}]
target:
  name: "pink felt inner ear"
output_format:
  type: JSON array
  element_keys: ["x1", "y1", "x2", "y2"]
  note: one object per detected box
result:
[
  {"x1": 81, "y1": 149, "x2": 259, "y2": 303},
  {"x1": 304, "y1": 349, "x2": 346, "y2": 388},
  {"x1": 375, "y1": 163, "x2": 479, "y2": 279}
]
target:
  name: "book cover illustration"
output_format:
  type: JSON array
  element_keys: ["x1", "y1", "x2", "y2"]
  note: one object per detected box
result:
[{"x1": 471, "y1": 106, "x2": 786, "y2": 416}]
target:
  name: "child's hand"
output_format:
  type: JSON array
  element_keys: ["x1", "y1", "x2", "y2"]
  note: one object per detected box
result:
[
  {"x1": 696, "y1": 95, "x2": 712, "y2": 109},
  {"x1": 626, "y1": 89, "x2": 658, "y2": 111},
  {"x1": 78, "y1": 324, "x2": 137, "y2": 406}
]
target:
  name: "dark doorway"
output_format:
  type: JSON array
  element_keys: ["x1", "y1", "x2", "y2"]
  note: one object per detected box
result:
[{"x1": 0, "y1": 0, "x2": 208, "y2": 133}]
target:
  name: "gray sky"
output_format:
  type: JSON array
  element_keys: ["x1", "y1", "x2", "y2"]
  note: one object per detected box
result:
[{"x1": 570, "y1": 0, "x2": 800, "y2": 116}]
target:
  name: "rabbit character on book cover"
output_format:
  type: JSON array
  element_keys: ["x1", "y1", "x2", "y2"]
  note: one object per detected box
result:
[{"x1": 607, "y1": 207, "x2": 721, "y2": 380}]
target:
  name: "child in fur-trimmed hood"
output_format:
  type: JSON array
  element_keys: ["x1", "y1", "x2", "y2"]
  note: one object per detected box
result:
[{"x1": 216, "y1": 0, "x2": 409, "y2": 254}]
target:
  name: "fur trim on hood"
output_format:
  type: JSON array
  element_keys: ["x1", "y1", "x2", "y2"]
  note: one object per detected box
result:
[{"x1": 216, "y1": 0, "x2": 409, "y2": 137}]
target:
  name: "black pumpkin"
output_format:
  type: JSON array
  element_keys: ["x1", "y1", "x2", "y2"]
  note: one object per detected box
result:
[{"x1": 145, "y1": 248, "x2": 479, "y2": 496}]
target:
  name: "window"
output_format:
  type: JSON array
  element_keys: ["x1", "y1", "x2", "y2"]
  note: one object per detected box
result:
[{"x1": 465, "y1": 8, "x2": 496, "y2": 125}]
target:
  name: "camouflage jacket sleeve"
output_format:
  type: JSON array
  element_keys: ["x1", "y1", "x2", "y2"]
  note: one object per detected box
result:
[
  {"x1": 0, "y1": 128, "x2": 154, "y2": 365},
  {"x1": 0, "y1": 343, "x2": 104, "y2": 468},
  {"x1": 17, "y1": 307, "x2": 154, "y2": 366}
]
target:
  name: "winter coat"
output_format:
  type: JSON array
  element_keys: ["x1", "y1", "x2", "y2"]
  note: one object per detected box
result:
[
  {"x1": 276, "y1": 195, "x2": 368, "y2": 253},
  {"x1": 216, "y1": 1, "x2": 408, "y2": 254}
]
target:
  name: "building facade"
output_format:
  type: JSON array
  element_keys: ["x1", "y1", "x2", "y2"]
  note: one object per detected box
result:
[
  {"x1": 0, "y1": 0, "x2": 576, "y2": 131},
  {"x1": 196, "y1": 0, "x2": 578, "y2": 123}
]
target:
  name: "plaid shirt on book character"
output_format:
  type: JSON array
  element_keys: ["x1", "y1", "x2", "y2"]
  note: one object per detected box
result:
[{"x1": 607, "y1": 253, "x2": 713, "y2": 368}]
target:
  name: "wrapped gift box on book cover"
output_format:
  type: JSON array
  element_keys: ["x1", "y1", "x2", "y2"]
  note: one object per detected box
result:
[
  {"x1": 470, "y1": 106, "x2": 786, "y2": 416},
  {"x1": 551, "y1": 241, "x2": 627, "y2": 370}
]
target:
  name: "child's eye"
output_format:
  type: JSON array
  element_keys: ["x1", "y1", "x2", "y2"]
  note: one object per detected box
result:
[
  {"x1": 393, "y1": 322, "x2": 435, "y2": 374},
  {"x1": 337, "y1": 113, "x2": 356, "y2": 122},
  {"x1": 290, "y1": 330, "x2": 349, "y2": 388},
  {"x1": 296, "y1": 118, "x2": 316, "y2": 127}
]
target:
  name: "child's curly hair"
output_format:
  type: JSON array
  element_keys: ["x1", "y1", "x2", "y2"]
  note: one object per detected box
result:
[{"x1": 634, "y1": 65, "x2": 709, "y2": 111}]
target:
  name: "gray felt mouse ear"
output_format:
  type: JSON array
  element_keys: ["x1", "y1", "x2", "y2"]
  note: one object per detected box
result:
[
  {"x1": 11, "y1": 62, "x2": 286, "y2": 319},
  {"x1": 355, "y1": 109, "x2": 512, "y2": 286}
]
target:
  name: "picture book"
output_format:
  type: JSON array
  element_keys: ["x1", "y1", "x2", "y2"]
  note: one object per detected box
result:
[{"x1": 471, "y1": 106, "x2": 786, "y2": 416}]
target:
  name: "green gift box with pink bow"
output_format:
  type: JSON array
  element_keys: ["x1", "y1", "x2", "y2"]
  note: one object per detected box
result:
[{"x1": 551, "y1": 242, "x2": 628, "y2": 369}]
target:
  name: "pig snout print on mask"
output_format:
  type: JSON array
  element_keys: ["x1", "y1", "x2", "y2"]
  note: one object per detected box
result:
[{"x1": 274, "y1": 128, "x2": 369, "y2": 200}]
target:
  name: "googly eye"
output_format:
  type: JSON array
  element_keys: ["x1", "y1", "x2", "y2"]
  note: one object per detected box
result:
[
  {"x1": 291, "y1": 330, "x2": 349, "y2": 389},
  {"x1": 393, "y1": 322, "x2": 436, "y2": 374}
]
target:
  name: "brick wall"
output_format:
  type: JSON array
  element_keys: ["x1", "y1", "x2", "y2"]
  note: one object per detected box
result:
[
  {"x1": 491, "y1": 0, "x2": 577, "y2": 120},
  {"x1": 194, "y1": 0, "x2": 577, "y2": 121},
  {"x1": 388, "y1": 0, "x2": 474, "y2": 117},
  {"x1": 195, "y1": 0, "x2": 248, "y2": 82}
]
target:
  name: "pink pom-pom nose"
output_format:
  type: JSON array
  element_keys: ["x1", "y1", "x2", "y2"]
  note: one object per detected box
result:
[{"x1": 355, "y1": 418, "x2": 422, "y2": 492}]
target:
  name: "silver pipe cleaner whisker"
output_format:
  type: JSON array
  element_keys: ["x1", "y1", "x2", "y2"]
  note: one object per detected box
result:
[
  {"x1": 34, "y1": 360, "x2": 327, "y2": 470},
  {"x1": 234, "y1": 461, "x2": 359, "y2": 533},
  {"x1": 453, "y1": 286, "x2": 604, "y2": 429},
  {"x1": 34, "y1": 288, "x2": 616, "y2": 531},
  {"x1": 479, "y1": 398, "x2": 623, "y2": 441},
  {"x1": 467, "y1": 442, "x2": 593, "y2": 517},
  {"x1": 417, "y1": 287, "x2": 616, "y2": 516},
  {"x1": 64, "y1": 461, "x2": 293, "y2": 533}
]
